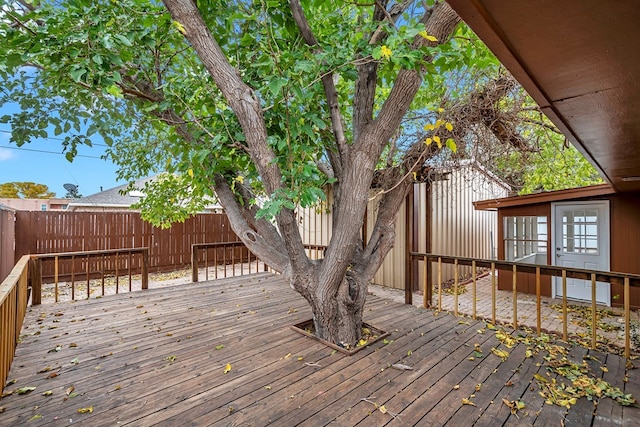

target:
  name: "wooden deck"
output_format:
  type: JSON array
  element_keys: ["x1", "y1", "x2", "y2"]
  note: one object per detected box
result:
[{"x1": 1, "y1": 273, "x2": 639, "y2": 426}]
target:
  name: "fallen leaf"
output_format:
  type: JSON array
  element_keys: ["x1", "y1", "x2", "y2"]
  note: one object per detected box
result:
[
  {"x1": 391, "y1": 363, "x2": 414, "y2": 371},
  {"x1": 66, "y1": 386, "x2": 75, "y2": 396},
  {"x1": 475, "y1": 383, "x2": 482, "y2": 392},
  {"x1": 28, "y1": 414, "x2": 42, "y2": 421},
  {"x1": 215, "y1": 345, "x2": 224, "y2": 350},
  {"x1": 453, "y1": 384, "x2": 460, "y2": 390},
  {"x1": 15, "y1": 386, "x2": 36, "y2": 395},
  {"x1": 505, "y1": 381, "x2": 514, "y2": 387},
  {"x1": 462, "y1": 398, "x2": 476, "y2": 406},
  {"x1": 42, "y1": 390, "x2": 53, "y2": 396},
  {"x1": 69, "y1": 343, "x2": 78, "y2": 348},
  {"x1": 47, "y1": 372, "x2": 58, "y2": 379},
  {"x1": 284, "y1": 353, "x2": 292, "y2": 359},
  {"x1": 379, "y1": 405, "x2": 388, "y2": 414},
  {"x1": 601, "y1": 366, "x2": 609, "y2": 373},
  {"x1": 77, "y1": 406, "x2": 94, "y2": 414},
  {"x1": 70, "y1": 357, "x2": 80, "y2": 365},
  {"x1": 223, "y1": 363, "x2": 232, "y2": 374}
]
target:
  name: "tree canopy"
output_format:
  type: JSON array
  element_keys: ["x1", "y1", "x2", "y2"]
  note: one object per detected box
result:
[
  {"x1": 0, "y1": 181, "x2": 55, "y2": 199},
  {"x1": 0, "y1": 0, "x2": 603, "y2": 345}
]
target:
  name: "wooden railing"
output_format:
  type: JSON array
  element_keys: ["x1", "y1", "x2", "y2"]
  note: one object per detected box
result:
[
  {"x1": 30, "y1": 248, "x2": 149, "y2": 305},
  {"x1": 191, "y1": 242, "x2": 265, "y2": 282},
  {"x1": 191, "y1": 242, "x2": 328, "y2": 282},
  {"x1": 411, "y1": 252, "x2": 640, "y2": 359},
  {"x1": 0, "y1": 255, "x2": 30, "y2": 394}
]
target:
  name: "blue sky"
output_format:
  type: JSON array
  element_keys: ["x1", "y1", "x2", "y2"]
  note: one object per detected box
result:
[{"x1": 0, "y1": 105, "x2": 123, "y2": 198}]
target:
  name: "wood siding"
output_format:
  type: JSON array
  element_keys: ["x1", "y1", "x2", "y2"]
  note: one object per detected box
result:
[{"x1": 495, "y1": 192, "x2": 640, "y2": 308}]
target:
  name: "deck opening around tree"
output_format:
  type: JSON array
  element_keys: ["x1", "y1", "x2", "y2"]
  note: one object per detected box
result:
[{"x1": 290, "y1": 319, "x2": 390, "y2": 355}]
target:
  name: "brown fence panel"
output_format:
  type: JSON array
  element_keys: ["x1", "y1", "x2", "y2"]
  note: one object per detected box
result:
[
  {"x1": 0, "y1": 207, "x2": 16, "y2": 283},
  {"x1": 14, "y1": 211, "x2": 238, "y2": 281}
]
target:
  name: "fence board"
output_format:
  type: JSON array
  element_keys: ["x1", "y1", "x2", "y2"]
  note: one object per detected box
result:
[
  {"x1": 0, "y1": 207, "x2": 16, "y2": 283},
  {"x1": 14, "y1": 211, "x2": 238, "y2": 281}
]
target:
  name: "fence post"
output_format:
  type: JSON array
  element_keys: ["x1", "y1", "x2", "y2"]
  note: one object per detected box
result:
[
  {"x1": 142, "y1": 248, "x2": 149, "y2": 290},
  {"x1": 31, "y1": 257, "x2": 42, "y2": 305},
  {"x1": 191, "y1": 245, "x2": 198, "y2": 283}
]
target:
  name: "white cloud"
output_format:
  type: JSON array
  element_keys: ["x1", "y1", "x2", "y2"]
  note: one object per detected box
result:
[{"x1": 0, "y1": 148, "x2": 15, "y2": 161}]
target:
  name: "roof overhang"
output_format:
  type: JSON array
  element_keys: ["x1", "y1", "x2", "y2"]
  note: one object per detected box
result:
[
  {"x1": 473, "y1": 183, "x2": 615, "y2": 211},
  {"x1": 447, "y1": 0, "x2": 640, "y2": 192}
]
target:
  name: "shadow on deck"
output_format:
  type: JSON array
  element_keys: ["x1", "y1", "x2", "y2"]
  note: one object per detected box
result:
[{"x1": 1, "y1": 273, "x2": 639, "y2": 426}]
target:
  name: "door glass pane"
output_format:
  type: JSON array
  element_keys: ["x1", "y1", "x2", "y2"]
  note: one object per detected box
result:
[{"x1": 562, "y1": 209, "x2": 599, "y2": 254}]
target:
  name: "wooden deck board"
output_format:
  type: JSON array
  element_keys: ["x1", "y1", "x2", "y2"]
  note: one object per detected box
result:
[{"x1": 0, "y1": 273, "x2": 638, "y2": 426}]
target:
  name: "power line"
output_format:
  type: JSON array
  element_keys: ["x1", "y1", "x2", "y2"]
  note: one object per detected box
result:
[
  {"x1": 0, "y1": 129, "x2": 110, "y2": 148},
  {"x1": 0, "y1": 144, "x2": 103, "y2": 159}
]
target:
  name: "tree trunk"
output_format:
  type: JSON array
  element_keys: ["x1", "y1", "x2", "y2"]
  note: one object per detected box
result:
[{"x1": 297, "y1": 269, "x2": 369, "y2": 347}]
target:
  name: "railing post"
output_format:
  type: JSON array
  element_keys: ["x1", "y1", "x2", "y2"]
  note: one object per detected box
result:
[
  {"x1": 625, "y1": 277, "x2": 631, "y2": 359},
  {"x1": 142, "y1": 248, "x2": 149, "y2": 290},
  {"x1": 191, "y1": 244, "x2": 199, "y2": 283},
  {"x1": 512, "y1": 264, "x2": 517, "y2": 329},
  {"x1": 491, "y1": 262, "x2": 496, "y2": 325},
  {"x1": 453, "y1": 259, "x2": 459, "y2": 317},
  {"x1": 562, "y1": 270, "x2": 568, "y2": 341},
  {"x1": 422, "y1": 255, "x2": 429, "y2": 308},
  {"x1": 591, "y1": 273, "x2": 597, "y2": 349},
  {"x1": 472, "y1": 260, "x2": 477, "y2": 320},
  {"x1": 437, "y1": 257, "x2": 442, "y2": 311},
  {"x1": 31, "y1": 257, "x2": 42, "y2": 306},
  {"x1": 536, "y1": 267, "x2": 541, "y2": 336}
]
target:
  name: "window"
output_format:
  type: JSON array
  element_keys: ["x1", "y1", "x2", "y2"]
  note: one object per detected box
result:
[
  {"x1": 41, "y1": 204, "x2": 47, "y2": 211},
  {"x1": 504, "y1": 216, "x2": 547, "y2": 263},
  {"x1": 561, "y1": 209, "x2": 599, "y2": 254}
]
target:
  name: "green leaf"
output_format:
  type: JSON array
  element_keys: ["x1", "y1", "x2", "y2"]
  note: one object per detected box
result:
[{"x1": 268, "y1": 77, "x2": 287, "y2": 96}]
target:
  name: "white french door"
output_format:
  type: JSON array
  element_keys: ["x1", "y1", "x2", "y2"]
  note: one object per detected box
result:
[{"x1": 552, "y1": 202, "x2": 610, "y2": 305}]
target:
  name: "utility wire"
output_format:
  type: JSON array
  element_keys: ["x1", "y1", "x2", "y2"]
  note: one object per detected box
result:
[
  {"x1": 0, "y1": 144, "x2": 103, "y2": 159},
  {"x1": 0, "y1": 129, "x2": 110, "y2": 148}
]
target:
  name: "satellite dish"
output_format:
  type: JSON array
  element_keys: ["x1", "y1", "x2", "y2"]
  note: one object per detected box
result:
[{"x1": 63, "y1": 183, "x2": 78, "y2": 192}]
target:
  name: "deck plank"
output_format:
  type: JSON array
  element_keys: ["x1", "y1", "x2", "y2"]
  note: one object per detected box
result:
[{"x1": 0, "y1": 273, "x2": 638, "y2": 426}]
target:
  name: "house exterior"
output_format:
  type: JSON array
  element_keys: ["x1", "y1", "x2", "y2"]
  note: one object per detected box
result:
[
  {"x1": 298, "y1": 161, "x2": 511, "y2": 290},
  {"x1": 474, "y1": 184, "x2": 640, "y2": 308},
  {"x1": 67, "y1": 177, "x2": 222, "y2": 213},
  {"x1": 0, "y1": 198, "x2": 70, "y2": 211}
]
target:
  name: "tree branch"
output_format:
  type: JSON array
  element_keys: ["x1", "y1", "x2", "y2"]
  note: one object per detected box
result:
[{"x1": 289, "y1": 0, "x2": 348, "y2": 171}]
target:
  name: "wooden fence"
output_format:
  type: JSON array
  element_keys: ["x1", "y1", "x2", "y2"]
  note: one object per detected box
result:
[
  {"x1": 0, "y1": 207, "x2": 16, "y2": 283},
  {"x1": 13, "y1": 211, "x2": 238, "y2": 282}
]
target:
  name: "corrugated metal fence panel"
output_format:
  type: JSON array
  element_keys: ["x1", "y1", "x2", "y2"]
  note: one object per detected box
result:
[
  {"x1": 370, "y1": 194, "x2": 406, "y2": 289},
  {"x1": 14, "y1": 212, "x2": 237, "y2": 278},
  {"x1": 0, "y1": 207, "x2": 16, "y2": 283},
  {"x1": 297, "y1": 192, "x2": 333, "y2": 249},
  {"x1": 430, "y1": 167, "x2": 508, "y2": 285}
]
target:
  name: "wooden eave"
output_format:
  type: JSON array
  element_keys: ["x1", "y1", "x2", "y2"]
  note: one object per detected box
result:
[
  {"x1": 447, "y1": 0, "x2": 640, "y2": 193},
  {"x1": 473, "y1": 183, "x2": 615, "y2": 211}
]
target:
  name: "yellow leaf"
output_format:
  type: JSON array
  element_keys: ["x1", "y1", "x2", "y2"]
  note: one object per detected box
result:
[
  {"x1": 437, "y1": 107, "x2": 445, "y2": 113},
  {"x1": 172, "y1": 20, "x2": 186, "y2": 35},
  {"x1": 380, "y1": 45, "x2": 392, "y2": 60},
  {"x1": 187, "y1": 169, "x2": 194, "y2": 178},
  {"x1": 235, "y1": 175, "x2": 244, "y2": 184},
  {"x1": 453, "y1": 384, "x2": 460, "y2": 390},
  {"x1": 461, "y1": 398, "x2": 476, "y2": 407},
  {"x1": 425, "y1": 138, "x2": 433, "y2": 146},
  {"x1": 424, "y1": 123, "x2": 435, "y2": 131},
  {"x1": 445, "y1": 122, "x2": 454, "y2": 132},
  {"x1": 434, "y1": 136, "x2": 442, "y2": 148},
  {"x1": 601, "y1": 366, "x2": 609, "y2": 372},
  {"x1": 223, "y1": 363, "x2": 232, "y2": 374},
  {"x1": 412, "y1": 171, "x2": 417, "y2": 181},
  {"x1": 284, "y1": 353, "x2": 292, "y2": 359},
  {"x1": 77, "y1": 406, "x2": 93, "y2": 414},
  {"x1": 475, "y1": 383, "x2": 482, "y2": 392},
  {"x1": 486, "y1": 323, "x2": 496, "y2": 330},
  {"x1": 358, "y1": 339, "x2": 367, "y2": 347},
  {"x1": 435, "y1": 119, "x2": 443, "y2": 128},
  {"x1": 379, "y1": 405, "x2": 387, "y2": 414}
]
